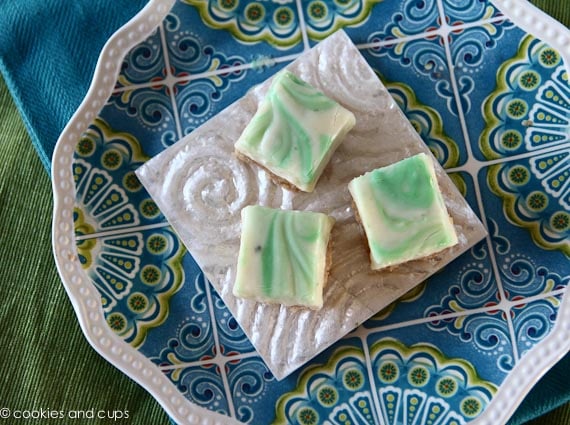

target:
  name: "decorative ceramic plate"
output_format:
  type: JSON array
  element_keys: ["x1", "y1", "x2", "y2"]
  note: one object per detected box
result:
[{"x1": 52, "y1": 0, "x2": 570, "y2": 424}]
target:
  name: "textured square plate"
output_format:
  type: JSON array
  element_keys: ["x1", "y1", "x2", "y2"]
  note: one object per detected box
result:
[{"x1": 136, "y1": 30, "x2": 487, "y2": 379}]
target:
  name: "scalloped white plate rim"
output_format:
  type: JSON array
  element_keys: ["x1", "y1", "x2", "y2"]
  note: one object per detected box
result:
[{"x1": 50, "y1": 1, "x2": 570, "y2": 424}]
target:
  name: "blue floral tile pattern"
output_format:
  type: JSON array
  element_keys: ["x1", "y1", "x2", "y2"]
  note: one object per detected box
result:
[
  {"x1": 76, "y1": 226, "x2": 185, "y2": 347},
  {"x1": 441, "y1": 0, "x2": 501, "y2": 25},
  {"x1": 481, "y1": 163, "x2": 570, "y2": 291},
  {"x1": 274, "y1": 337, "x2": 497, "y2": 424},
  {"x1": 363, "y1": 0, "x2": 441, "y2": 43},
  {"x1": 162, "y1": 12, "x2": 247, "y2": 79},
  {"x1": 371, "y1": 319, "x2": 515, "y2": 382},
  {"x1": 479, "y1": 35, "x2": 569, "y2": 160},
  {"x1": 173, "y1": 72, "x2": 245, "y2": 135},
  {"x1": 73, "y1": 118, "x2": 166, "y2": 235},
  {"x1": 116, "y1": 28, "x2": 167, "y2": 88},
  {"x1": 491, "y1": 217, "x2": 569, "y2": 300},
  {"x1": 174, "y1": 64, "x2": 286, "y2": 135},
  {"x1": 225, "y1": 356, "x2": 276, "y2": 423},
  {"x1": 425, "y1": 309, "x2": 515, "y2": 373},
  {"x1": 141, "y1": 270, "x2": 217, "y2": 367},
  {"x1": 68, "y1": 0, "x2": 570, "y2": 423},
  {"x1": 301, "y1": 0, "x2": 385, "y2": 45},
  {"x1": 369, "y1": 339, "x2": 497, "y2": 423},
  {"x1": 448, "y1": 20, "x2": 520, "y2": 140},
  {"x1": 170, "y1": 0, "x2": 305, "y2": 62},
  {"x1": 423, "y1": 240, "x2": 500, "y2": 314},
  {"x1": 512, "y1": 294, "x2": 563, "y2": 358},
  {"x1": 210, "y1": 289, "x2": 254, "y2": 355},
  {"x1": 274, "y1": 342, "x2": 379, "y2": 424},
  {"x1": 362, "y1": 36, "x2": 469, "y2": 166},
  {"x1": 103, "y1": 86, "x2": 179, "y2": 153},
  {"x1": 165, "y1": 365, "x2": 230, "y2": 416},
  {"x1": 365, "y1": 36, "x2": 449, "y2": 88},
  {"x1": 186, "y1": 0, "x2": 301, "y2": 47},
  {"x1": 386, "y1": 80, "x2": 461, "y2": 168}
]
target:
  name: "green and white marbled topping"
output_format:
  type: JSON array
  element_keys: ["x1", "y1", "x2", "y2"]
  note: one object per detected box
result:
[
  {"x1": 348, "y1": 153, "x2": 458, "y2": 270},
  {"x1": 235, "y1": 70, "x2": 355, "y2": 192},
  {"x1": 233, "y1": 205, "x2": 334, "y2": 309}
]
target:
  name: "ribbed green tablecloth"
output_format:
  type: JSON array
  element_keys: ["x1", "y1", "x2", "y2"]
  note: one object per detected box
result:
[{"x1": 0, "y1": 1, "x2": 568, "y2": 424}]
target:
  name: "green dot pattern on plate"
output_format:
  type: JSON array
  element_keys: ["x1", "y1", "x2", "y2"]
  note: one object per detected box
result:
[
  {"x1": 461, "y1": 396, "x2": 483, "y2": 417},
  {"x1": 539, "y1": 47, "x2": 560, "y2": 67},
  {"x1": 76, "y1": 137, "x2": 96, "y2": 156},
  {"x1": 107, "y1": 313, "x2": 127, "y2": 332},
  {"x1": 147, "y1": 234, "x2": 168, "y2": 254},
  {"x1": 123, "y1": 171, "x2": 142, "y2": 192},
  {"x1": 245, "y1": 3, "x2": 264, "y2": 22},
  {"x1": 343, "y1": 369, "x2": 364, "y2": 390},
  {"x1": 274, "y1": 7, "x2": 293, "y2": 26},
  {"x1": 308, "y1": 1, "x2": 328, "y2": 20},
  {"x1": 518, "y1": 70, "x2": 541, "y2": 90},
  {"x1": 378, "y1": 361, "x2": 399, "y2": 383},
  {"x1": 551, "y1": 212, "x2": 569, "y2": 231},
  {"x1": 128, "y1": 292, "x2": 149, "y2": 313},
  {"x1": 501, "y1": 130, "x2": 522, "y2": 150},
  {"x1": 526, "y1": 191, "x2": 548, "y2": 211},
  {"x1": 297, "y1": 407, "x2": 318, "y2": 425},
  {"x1": 317, "y1": 386, "x2": 338, "y2": 407},
  {"x1": 101, "y1": 149, "x2": 123, "y2": 170},
  {"x1": 437, "y1": 377, "x2": 458, "y2": 397},
  {"x1": 408, "y1": 366, "x2": 430, "y2": 387},
  {"x1": 141, "y1": 265, "x2": 162, "y2": 285},
  {"x1": 140, "y1": 198, "x2": 160, "y2": 218},
  {"x1": 506, "y1": 99, "x2": 527, "y2": 118},
  {"x1": 508, "y1": 165, "x2": 530, "y2": 185}
]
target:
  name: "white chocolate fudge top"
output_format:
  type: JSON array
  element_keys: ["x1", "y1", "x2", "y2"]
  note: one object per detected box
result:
[
  {"x1": 235, "y1": 70, "x2": 355, "y2": 192},
  {"x1": 348, "y1": 153, "x2": 458, "y2": 269},
  {"x1": 233, "y1": 205, "x2": 334, "y2": 309}
]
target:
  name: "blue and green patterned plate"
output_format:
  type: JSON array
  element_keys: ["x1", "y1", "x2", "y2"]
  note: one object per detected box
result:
[{"x1": 52, "y1": 0, "x2": 570, "y2": 424}]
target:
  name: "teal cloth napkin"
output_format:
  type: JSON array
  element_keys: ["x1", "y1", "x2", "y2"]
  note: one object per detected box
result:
[
  {"x1": 0, "y1": 0, "x2": 148, "y2": 171},
  {"x1": 0, "y1": 1, "x2": 568, "y2": 424}
]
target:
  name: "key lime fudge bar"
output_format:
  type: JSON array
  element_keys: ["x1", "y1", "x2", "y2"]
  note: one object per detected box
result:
[
  {"x1": 235, "y1": 70, "x2": 355, "y2": 192},
  {"x1": 233, "y1": 205, "x2": 335, "y2": 309},
  {"x1": 348, "y1": 153, "x2": 458, "y2": 270}
]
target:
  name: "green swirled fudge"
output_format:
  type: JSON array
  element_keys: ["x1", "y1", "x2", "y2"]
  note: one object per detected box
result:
[
  {"x1": 235, "y1": 70, "x2": 356, "y2": 192},
  {"x1": 233, "y1": 205, "x2": 335, "y2": 309},
  {"x1": 348, "y1": 153, "x2": 458, "y2": 270}
]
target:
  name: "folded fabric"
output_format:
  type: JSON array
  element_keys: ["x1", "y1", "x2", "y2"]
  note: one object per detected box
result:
[{"x1": 0, "y1": 0, "x2": 148, "y2": 171}]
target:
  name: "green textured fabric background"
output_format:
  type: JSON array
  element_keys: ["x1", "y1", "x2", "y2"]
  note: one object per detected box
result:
[{"x1": 0, "y1": 1, "x2": 568, "y2": 425}]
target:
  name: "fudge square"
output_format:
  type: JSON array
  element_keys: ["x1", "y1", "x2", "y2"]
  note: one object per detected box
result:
[
  {"x1": 234, "y1": 70, "x2": 355, "y2": 192},
  {"x1": 233, "y1": 205, "x2": 335, "y2": 309},
  {"x1": 348, "y1": 153, "x2": 458, "y2": 270}
]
